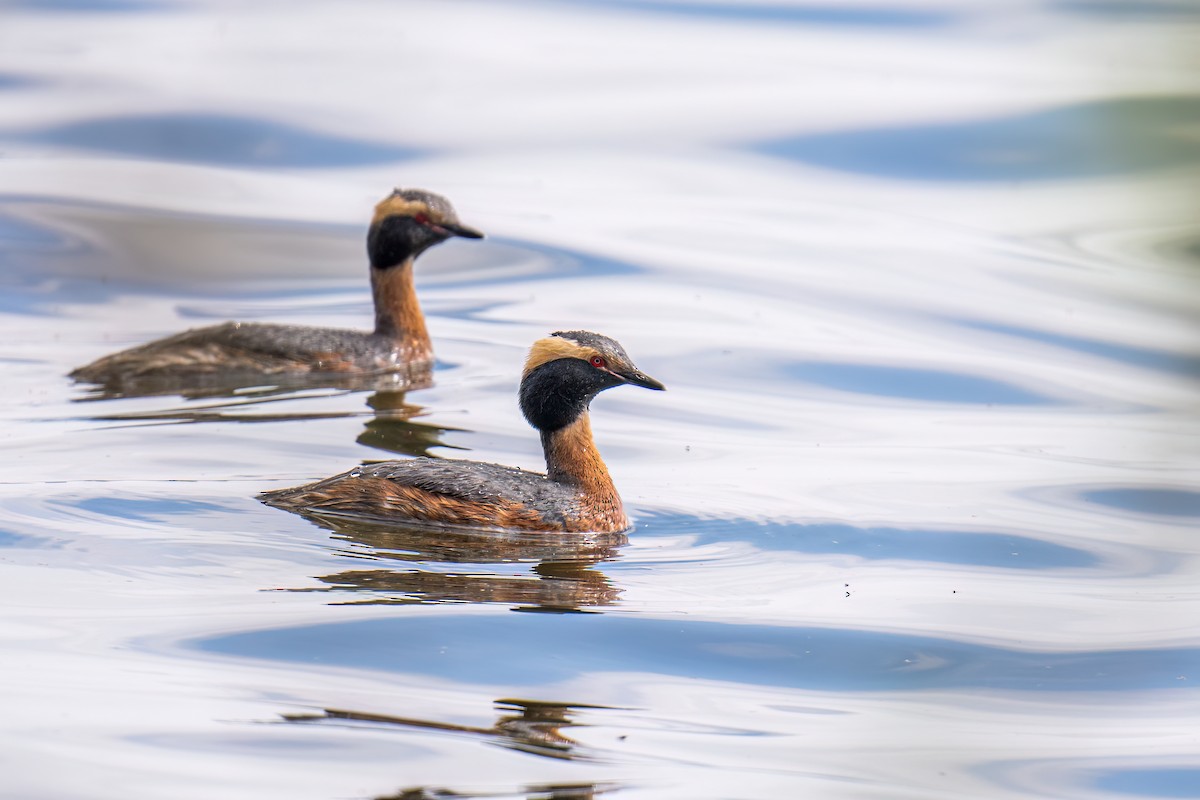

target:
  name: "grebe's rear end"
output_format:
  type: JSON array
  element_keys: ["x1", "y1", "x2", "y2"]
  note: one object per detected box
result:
[{"x1": 260, "y1": 331, "x2": 665, "y2": 534}]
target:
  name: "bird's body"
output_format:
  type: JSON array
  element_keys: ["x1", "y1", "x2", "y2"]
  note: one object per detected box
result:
[
  {"x1": 71, "y1": 321, "x2": 424, "y2": 379},
  {"x1": 70, "y1": 188, "x2": 481, "y2": 392},
  {"x1": 260, "y1": 330, "x2": 665, "y2": 534},
  {"x1": 265, "y1": 459, "x2": 597, "y2": 532}
]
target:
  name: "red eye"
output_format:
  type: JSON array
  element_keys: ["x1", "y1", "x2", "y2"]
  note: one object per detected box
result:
[
  {"x1": 413, "y1": 212, "x2": 430, "y2": 225},
  {"x1": 589, "y1": 355, "x2": 607, "y2": 368}
]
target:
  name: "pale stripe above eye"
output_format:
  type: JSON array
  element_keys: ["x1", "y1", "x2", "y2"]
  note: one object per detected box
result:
[
  {"x1": 522, "y1": 337, "x2": 599, "y2": 376},
  {"x1": 371, "y1": 196, "x2": 431, "y2": 226}
]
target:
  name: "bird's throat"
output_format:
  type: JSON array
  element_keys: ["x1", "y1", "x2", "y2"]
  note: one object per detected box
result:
[
  {"x1": 543, "y1": 414, "x2": 617, "y2": 494},
  {"x1": 370, "y1": 260, "x2": 431, "y2": 358}
]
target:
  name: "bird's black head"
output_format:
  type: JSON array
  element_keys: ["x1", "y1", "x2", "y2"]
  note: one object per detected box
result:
[
  {"x1": 367, "y1": 188, "x2": 484, "y2": 269},
  {"x1": 518, "y1": 330, "x2": 665, "y2": 432}
]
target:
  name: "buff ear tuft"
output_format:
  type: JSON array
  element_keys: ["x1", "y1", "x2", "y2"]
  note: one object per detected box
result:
[{"x1": 522, "y1": 336, "x2": 601, "y2": 377}]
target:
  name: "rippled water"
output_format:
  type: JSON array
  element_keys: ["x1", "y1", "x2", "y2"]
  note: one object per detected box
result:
[{"x1": 2, "y1": 2, "x2": 1199, "y2": 798}]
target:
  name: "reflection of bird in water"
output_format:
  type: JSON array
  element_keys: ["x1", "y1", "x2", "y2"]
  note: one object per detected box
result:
[
  {"x1": 261, "y1": 331, "x2": 665, "y2": 533},
  {"x1": 380, "y1": 784, "x2": 606, "y2": 800},
  {"x1": 278, "y1": 512, "x2": 625, "y2": 610},
  {"x1": 314, "y1": 564, "x2": 620, "y2": 610},
  {"x1": 70, "y1": 189, "x2": 482, "y2": 398},
  {"x1": 74, "y1": 389, "x2": 460, "y2": 458},
  {"x1": 286, "y1": 698, "x2": 609, "y2": 762},
  {"x1": 355, "y1": 390, "x2": 466, "y2": 458}
]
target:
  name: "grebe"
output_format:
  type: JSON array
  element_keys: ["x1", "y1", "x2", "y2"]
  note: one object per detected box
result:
[
  {"x1": 69, "y1": 189, "x2": 482, "y2": 391},
  {"x1": 260, "y1": 331, "x2": 665, "y2": 533}
]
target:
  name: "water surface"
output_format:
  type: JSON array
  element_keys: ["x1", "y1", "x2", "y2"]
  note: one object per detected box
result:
[{"x1": 1, "y1": 2, "x2": 1198, "y2": 799}]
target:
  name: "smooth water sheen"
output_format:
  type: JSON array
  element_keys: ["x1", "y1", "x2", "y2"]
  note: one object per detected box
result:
[{"x1": 2, "y1": 2, "x2": 1199, "y2": 799}]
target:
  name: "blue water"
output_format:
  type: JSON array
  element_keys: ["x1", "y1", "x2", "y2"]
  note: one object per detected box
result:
[
  {"x1": 1, "y1": 1, "x2": 1198, "y2": 799},
  {"x1": 1096, "y1": 768, "x2": 1200, "y2": 798},
  {"x1": 755, "y1": 97, "x2": 1200, "y2": 181},
  {"x1": 786, "y1": 362, "x2": 1059, "y2": 405},
  {"x1": 199, "y1": 613, "x2": 1198, "y2": 693},
  {"x1": 23, "y1": 112, "x2": 422, "y2": 168}
]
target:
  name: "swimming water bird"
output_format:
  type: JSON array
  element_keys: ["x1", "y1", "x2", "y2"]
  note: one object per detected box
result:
[
  {"x1": 69, "y1": 189, "x2": 482, "y2": 392},
  {"x1": 260, "y1": 331, "x2": 665, "y2": 533}
]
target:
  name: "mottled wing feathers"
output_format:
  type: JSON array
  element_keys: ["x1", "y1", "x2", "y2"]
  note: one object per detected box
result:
[
  {"x1": 260, "y1": 458, "x2": 583, "y2": 532},
  {"x1": 71, "y1": 322, "x2": 412, "y2": 381},
  {"x1": 358, "y1": 460, "x2": 552, "y2": 502}
]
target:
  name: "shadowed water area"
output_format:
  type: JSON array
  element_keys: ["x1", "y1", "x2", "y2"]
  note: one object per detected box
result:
[{"x1": 1, "y1": 2, "x2": 1199, "y2": 799}]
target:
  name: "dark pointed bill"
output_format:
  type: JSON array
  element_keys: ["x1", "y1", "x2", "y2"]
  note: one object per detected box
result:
[
  {"x1": 620, "y1": 369, "x2": 666, "y2": 391},
  {"x1": 441, "y1": 221, "x2": 484, "y2": 239}
]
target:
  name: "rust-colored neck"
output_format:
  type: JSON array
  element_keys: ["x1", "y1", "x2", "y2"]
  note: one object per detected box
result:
[
  {"x1": 542, "y1": 417, "x2": 619, "y2": 503},
  {"x1": 370, "y1": 260, "x2": 431, "y2": 359}
]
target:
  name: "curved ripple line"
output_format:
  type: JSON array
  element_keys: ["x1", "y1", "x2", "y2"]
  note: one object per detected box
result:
[
  {"x1": 634, "y1": 512, "x2": 1100, "y2": 571},
  {"x1": 193, "y1": 614, "x2": 1199, "y2": 694},
  {"x1": 16, "y1": 112, "x2": 420, "y2": 168},
  {"x1": 786, "y1": 361, "x2": 1061, "y2": 406},
  {"x1": 753, "y1": 96, "x2": 1200, "y2": 182}
]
